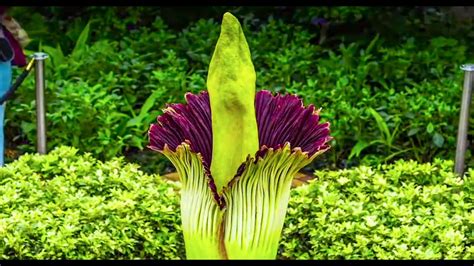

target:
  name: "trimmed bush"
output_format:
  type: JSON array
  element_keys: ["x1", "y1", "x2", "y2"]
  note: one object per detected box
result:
[
  {"x1": 0, "y1": 146, "x2": 184, "y2": 259},
  {"x1": 281, "y1": 159, "x2": 473, "y2": 260},
  {"x1": 0, "y1": 147, "x2": 472, "y2": 259}
]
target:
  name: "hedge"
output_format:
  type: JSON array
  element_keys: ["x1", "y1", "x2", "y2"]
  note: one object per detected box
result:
[
  {"x1": 0, "y1": 146, "x2": 472, "y2": 259},
  {"x1": 281, "y1": 159, "x2": 473, "y2": 259},
  {"x1": 0, "y1": 146, "x2": 184, "y2": 259}
]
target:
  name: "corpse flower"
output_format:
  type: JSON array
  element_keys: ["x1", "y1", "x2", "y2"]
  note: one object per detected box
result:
[{"x1": 148, "y1": 12, "x2": 331, "y2": 259}]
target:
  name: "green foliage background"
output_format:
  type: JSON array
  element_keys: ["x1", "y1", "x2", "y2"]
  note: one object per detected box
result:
[{"x1": 4, "y1": 6, "x2": 474, "y2": 174}]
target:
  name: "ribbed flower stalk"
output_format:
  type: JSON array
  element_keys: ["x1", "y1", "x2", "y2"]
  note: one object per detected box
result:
[{"x1": 149, "y1": 12, "x2": 331, "y2": 260}]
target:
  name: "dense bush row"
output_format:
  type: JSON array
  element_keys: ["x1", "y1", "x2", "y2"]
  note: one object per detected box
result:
[
  {"x1": 282, "y1": 159, "x2": 473, "y2": 259},
  {"x1": 0, "y1": 147, "x2": 472, "y2": 259},
  {"x1": 0, "y1": 146, "x2": 184, "y2": 259},
  {"x1": 4, "y1": 7, "x2": 474, "y2": 173}
]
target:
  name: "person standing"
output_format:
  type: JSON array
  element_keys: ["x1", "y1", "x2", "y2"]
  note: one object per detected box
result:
[{"x1": 0, "y1": 6, "x2": 29, "y2": 165}]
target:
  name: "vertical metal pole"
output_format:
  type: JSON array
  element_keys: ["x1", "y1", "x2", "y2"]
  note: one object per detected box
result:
[
  {"x1": 33, "y1": 52, "x2": 48, "y2": 154},
  {"x1": 455, "y1": 64, "x2": 474, "y2": 176}
]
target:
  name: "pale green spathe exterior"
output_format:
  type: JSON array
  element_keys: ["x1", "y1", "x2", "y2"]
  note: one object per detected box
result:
[
  {"x1": 163, "y1": 143, "x2": 323, "y2": 259},
  {"x1": 222, "y1": 144, "x2": 324, "y2": 259},
  {"x1": 163, "y1": 144, "x2": 225, "y2": 259},
  {"x1": 207, "y1": 12, "x2": 259, "y2": 194}
]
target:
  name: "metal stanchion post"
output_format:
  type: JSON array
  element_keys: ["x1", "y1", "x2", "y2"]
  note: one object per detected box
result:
[
  {"x1": 33, "y1": 52, "x2": 48, "y2": 154},
  {"x1": 455, "y1": 64, "x2": 474, "y2": 176}
]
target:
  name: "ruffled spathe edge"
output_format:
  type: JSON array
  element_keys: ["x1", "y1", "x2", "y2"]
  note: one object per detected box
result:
[
  {"x1": 148, "y1": 90, "x2": 332, "y2": 208},
  {"x1": 149, "y1": 90, "x2": 331, "y2": 166}
]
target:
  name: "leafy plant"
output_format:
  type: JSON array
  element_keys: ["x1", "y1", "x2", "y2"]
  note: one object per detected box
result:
[
  {"x1": 0, "y1": 148, "x2": 471, "y2": 259},
  {"x1": 349, "y1": 107, "x2": 409, "y2": 164},
  {"x1": 4, "y1": 6, "x2": 474, "y2": 172},
  {"x1": 0, "y1": 146, "x2": 184, "y2": 259},
  {"x1": 148, "y1": 13, "x2": 331, "y2": 259},
  {"x1": 281, "y1": 159, "x2": 473, "y2": 260},
  {"x1": 39, "y1": 20, "x2": 91, "y2": 73}
]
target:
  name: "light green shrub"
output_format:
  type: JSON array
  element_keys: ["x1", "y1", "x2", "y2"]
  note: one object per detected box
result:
[
  {"x1": 281, "y1": 159, "x2": 473, "y2": 259},
  {"x1": 0, "y1": 148, "x2": 471, "y2": 259},
  {"x1": 0, "y1": 146, "x2": 184, "y2": 259}
]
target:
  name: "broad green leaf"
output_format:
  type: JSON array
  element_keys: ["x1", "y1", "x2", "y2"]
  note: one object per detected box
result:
[
  {"x1": 54, "y1": 43, "x2": 65, "y2": 66},
  {"x1": 427, "y1": 123, "x2": 434, "y2": 134},
  {"x1": 432, "y1": 133, "x2": 444, "y2": 148},
  {"x1": 126, "y1": 90, "x2": 164, "y2": 128},
  {"x1": 71, "y1": 20, "x2": 91, "y2": 59},
  {"x1": 407, "y1": 128, "x2": 420, "y2": 137},
  {"x1": 41, "y1": 44, "x2": 65, "y2": 70},
  {"x1": 138, "y1": 90, "x2": 164, "y2": 118},
  {"x1": 367, "y1": 107, "x2": 390, "y2": 142},
  {"x1": 207, "y1": 12, "x2": 259, "y2": 193},
  {"x1": 20, "y1": 121, "x2": 36, "y2": 134},
  {"x1": 349, "y1": 140, "x2": 371, "y2": 159},
  {"x1": 366, "y1": 33, "x2": 380, "y2": 54}
]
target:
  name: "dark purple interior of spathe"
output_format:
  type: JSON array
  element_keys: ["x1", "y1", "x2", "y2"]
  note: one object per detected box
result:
[{"x1": 149, "y1": 90, "x2": 331, "y2": 170}]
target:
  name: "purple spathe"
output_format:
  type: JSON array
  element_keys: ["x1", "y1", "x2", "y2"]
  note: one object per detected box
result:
[
  {"x1": 149, "y1": 91, "x2": 213, "y2": 169},
  {"x1": 149, "y1": 90, "x2": 331, "y2": 169},
  {"x1": 149, "y1": 90, "x2": 331, "y2": 207}
]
